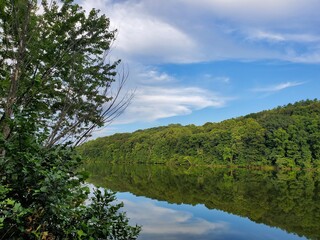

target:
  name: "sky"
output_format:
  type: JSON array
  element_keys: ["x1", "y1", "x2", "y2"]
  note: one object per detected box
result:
[{"x1": 79, "y1": 0, "x2": 320, "y2": 138}]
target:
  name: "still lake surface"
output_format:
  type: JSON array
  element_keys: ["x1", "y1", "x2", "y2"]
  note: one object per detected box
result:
[{"x1": 84, "y1": 162, "x2": 320, "y2": 240}]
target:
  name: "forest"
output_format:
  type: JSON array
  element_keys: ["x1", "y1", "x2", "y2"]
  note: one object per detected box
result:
[{"x1": 78, "y1": 99, "x2": 320, "y2": 169}]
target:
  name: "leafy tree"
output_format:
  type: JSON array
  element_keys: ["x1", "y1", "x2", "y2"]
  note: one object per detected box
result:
[
  {"x1": 0, "y1": 0, "x2": 132, "y2": 147},
  {"x1": 0, "y1": 0, "x2": 139, "y2": 239}
]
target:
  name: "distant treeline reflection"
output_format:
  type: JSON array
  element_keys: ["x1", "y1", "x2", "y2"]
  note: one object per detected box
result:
[{"x1": 84, "y1": 163, "x2": 320, "y2": 240}]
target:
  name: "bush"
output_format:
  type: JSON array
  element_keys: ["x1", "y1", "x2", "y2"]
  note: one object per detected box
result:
[{"x1": 0, "y1": 133, "x2": 140, "y2": 239}]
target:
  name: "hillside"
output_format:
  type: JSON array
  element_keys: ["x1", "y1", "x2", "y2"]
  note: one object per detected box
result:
[{"x1": 78, "y1": 99, "x2": 320, "y2": 168}]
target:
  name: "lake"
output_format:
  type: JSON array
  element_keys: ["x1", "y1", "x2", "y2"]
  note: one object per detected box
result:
[{"x1": 84, "y1": 162, "x2": 320, "y2": 240}]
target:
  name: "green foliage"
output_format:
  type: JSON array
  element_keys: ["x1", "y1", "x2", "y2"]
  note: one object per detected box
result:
[
  {"x1": 0, "y1": 0, "x2": 125, "y2": 147},
  {"x1": 0, "y1": 129, "x2": 140, "y2": 239},
  {"x1": 79, "y1": 99, "x2": 320, "y2": 169},
  {"x1": 0, "y1": 0, "x2": 140, "y2": 239}
]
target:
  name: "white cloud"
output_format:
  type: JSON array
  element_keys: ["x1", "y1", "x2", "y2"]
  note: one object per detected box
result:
[
  {"x1": 138, "y1": 69, "x2": 175, "y2": 84},
  {"x1": 114, "y1": 17, "x2": 198, "y2": 63},
  {"x1": 97, "y1": 66, "x2": 231, "y2": 126},
  {"x1": 79, "y1": 0, "x2": 320, "y2": 63},
  {"x1": 180, "y1": 0, "x2": 320, "y2": 24},
  {"x1": 116, "y1": 86, "x2": 226, "y2": 124},
  {"x1": 248, "y1": 30, "x2": 320, "y2": 43},
  {"x1": 88, "y1": 65, "x2": 231, "y2": 138},
  {"x1": 81, "y1": 0, "x2": 200, "y2": 64},
  {"x1": 248, "y1": 30, "x2": 286, "y2": 42},
  {"x1": 120, "y1": 199, "x2": 228, "y2": 235},
  {"x1": 252, "y1": 81, "x2": 306, "y2": 93},
  {"x1": 79, "y1": 0, "x2": 283, "y2": 63}
]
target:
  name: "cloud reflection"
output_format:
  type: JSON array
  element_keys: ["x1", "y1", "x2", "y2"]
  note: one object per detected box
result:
[{"x1": 119, "y1": 199, "x2": 228, "y2": 236}]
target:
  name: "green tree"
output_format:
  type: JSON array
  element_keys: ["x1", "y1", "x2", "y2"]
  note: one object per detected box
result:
[
  {"x1": 0, "y1": 0, "x2": 132, "y2": 148},
  {"x1": 269, "y1": 128, "x2": 289, "y2": 164},
  {"x1": 0, "y1": 0, "x2": 139, "y2": 239}
]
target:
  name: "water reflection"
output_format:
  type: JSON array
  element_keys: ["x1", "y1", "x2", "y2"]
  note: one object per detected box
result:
[
  {"x1": 120, "y1": 197, "x2": 228, "y2": 237},
  {"x1": 116, "y1": 192, "x2": 306, "y2": 240},
  {"x1": 84, "y1": 163, "x2": 319, "y2": 239}
]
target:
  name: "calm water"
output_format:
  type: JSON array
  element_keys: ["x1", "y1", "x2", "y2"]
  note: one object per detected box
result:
[{"x1": 84, "y1": 163, "x2": 320, "y2": 240}]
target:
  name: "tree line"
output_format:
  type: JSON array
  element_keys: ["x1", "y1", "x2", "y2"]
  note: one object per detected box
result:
[{"x1": 79, "y1": 99, "x2": 320, "y2": 169}]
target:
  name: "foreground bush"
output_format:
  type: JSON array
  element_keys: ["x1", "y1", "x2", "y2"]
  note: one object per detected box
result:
[{"x1": 0, "y1": 134, "x2": 140, "y2": 239}]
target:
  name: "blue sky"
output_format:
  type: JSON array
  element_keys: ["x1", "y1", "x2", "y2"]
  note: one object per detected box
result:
[{"x1": 79, "y1": 0, "x2": 320, "y2": 137}]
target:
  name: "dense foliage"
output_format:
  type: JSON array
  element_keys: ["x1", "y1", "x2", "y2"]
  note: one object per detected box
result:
[
  {"x1": 84, "y1": 162, "x2": 320, "y2": 240},
  {"x1": 0, "y1": 0, "x2": 139, "y2": 239},
  {"x1": 0, "y1": 0, "x2": 130, "y2": 147},
  {"x1": 79, "y1": 99, "x2": 320, "y2": 169},
  {"x1": 0, "y1": 135, "x2": 140, "y2": 239}
]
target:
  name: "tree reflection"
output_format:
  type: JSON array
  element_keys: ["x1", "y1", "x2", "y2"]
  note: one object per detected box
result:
[{"x1": 84, "y1": 163, "x2": 320, "y2": 239}]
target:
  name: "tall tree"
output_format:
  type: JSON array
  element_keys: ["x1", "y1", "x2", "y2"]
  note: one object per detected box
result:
[
  {"x1": 0, "y1": 0, "x2": 131, "y2": 149},
  {"x1": 0, "y1": 1, "x2": 140, "y2": 238}
]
